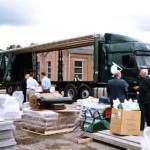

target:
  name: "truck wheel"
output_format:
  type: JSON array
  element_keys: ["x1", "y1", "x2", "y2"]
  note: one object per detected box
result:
[
  {"x1": 64, "y1": 84, "x2": 77, "y2": 101},
  {"x1": 7, "y1": 86, "x2": 13, "y2": 95},
  {"x1": 79, "y1": 85, "x2": 93, "y2": 99}
]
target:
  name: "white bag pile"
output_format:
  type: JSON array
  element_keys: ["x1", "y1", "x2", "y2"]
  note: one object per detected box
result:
[
  {"x1": 0, "y1": 94, "x2": 22, "y2": 120},
  {"x1": 12, "y1": 91, "x2": 24, "y2": 109},
  {"x1": 0, "y1": 120, "x2": 16, "y2": 150},
  {"x1": 141, "y1": 127, "x2": 150, "y2": 150},
  {"x1": 21, "y1": 108, "x2": 77, "y2": 133},
  {"x1": 76, "y1": 96, "x2": 99, "y2": 111},
  {"x1": 76, "y1": 97, "x2": 110, "y2": 121}
]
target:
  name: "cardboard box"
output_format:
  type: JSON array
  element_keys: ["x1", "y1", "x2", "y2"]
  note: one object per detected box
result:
[{"x1": 110, "y1": 108, "x2": 141, "y2": 135}]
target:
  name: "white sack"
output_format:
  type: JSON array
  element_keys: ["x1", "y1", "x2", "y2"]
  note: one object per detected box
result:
[
  {"x1": 0, "y1": 94, "x2": 12, "y2": 110},
  {"x1": 22, "y1": 102, "x2": 30, "y2": 110},
  {"x1": 12, "y1": 91, "x2": 24, "y2": 108},
  {"x1": 0, "y1": 96, "x2": 22, "y2": 120},
  {"x1": 141, "y1": 127, "x2": 150, "y2": 150}
]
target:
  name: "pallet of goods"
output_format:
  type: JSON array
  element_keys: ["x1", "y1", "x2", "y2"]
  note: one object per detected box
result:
[
  {"x1": 21, "y1": 108, "x2": 78, "y2": 135},
  {"x1": 0, "y1": 120, "x2": 16, "y2": 150}
]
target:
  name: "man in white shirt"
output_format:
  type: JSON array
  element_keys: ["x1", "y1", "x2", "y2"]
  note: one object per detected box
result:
[
  {"x1": 41, "y1": 72, "x2": 51, "y2": 93},
  {"x1": 26, "y1": 72, "x2": 39, "y2": 102}
]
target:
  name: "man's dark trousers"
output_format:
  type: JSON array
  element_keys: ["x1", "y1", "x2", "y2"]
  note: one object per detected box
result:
[{"x1": 139, "y1": 103, "x2": 150, "y2": 130}]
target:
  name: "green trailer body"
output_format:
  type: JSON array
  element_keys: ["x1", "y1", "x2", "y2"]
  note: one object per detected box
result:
[{"x1": 0, "y1": 33, "x2": 150, "y2": 100}]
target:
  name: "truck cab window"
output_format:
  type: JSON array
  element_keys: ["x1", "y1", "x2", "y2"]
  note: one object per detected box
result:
[{"x1": 122, "y1": 55, "x2": 135, "y2": 68}]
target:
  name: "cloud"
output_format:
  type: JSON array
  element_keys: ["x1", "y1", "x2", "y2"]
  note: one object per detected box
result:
[
  {"x1": 0, "y1": 0, "x2": 39, "y2": 26},
  {"x1": 1, "y1": 0, "x2": 150, "y2": 49},
  {"x1": 136, "y1": 17, "x2": 150, "y2": 32}
]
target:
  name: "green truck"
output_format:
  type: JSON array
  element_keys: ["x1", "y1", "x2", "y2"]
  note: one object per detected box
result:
[{"x1": 0, "y1": 33, "x2": 150, "y2": 100}]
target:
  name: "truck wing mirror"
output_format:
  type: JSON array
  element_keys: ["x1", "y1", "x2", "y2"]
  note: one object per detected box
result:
[{"x1": 110, "y1": 62, "x2": 122, "y2": 74}]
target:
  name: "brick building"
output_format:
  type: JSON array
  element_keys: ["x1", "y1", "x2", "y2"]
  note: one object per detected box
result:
[{"x1": 37, "y1": 46, "x2": 94, "y2": 81}]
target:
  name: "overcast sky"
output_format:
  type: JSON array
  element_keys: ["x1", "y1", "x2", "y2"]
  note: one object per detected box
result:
[{"x1": 0, "y1": 0, "x2": 150, "y2": 49}]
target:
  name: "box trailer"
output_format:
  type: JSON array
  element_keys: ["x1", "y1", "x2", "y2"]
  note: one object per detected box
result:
[{"x1": 0, "y1": 33, "x2": 150, "y2": 101}]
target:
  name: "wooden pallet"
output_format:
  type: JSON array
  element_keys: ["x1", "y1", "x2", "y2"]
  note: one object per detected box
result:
[
  {"x1": 21, "y1": 127, "x2": 74, "y2": 135},
  {"x1": 84, "y1": 130, "x2": 142, "y2": 150}
]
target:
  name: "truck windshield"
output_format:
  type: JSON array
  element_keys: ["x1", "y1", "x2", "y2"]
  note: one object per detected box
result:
[{"x1": 136, "y1": 55, "x2": 150, "y2": 69}]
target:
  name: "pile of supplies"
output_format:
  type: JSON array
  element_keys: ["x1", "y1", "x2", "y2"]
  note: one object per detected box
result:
[
  {"x1": 0, "y1": 92, "x2": 23, "y2": 120},
  {"x1": 0, "y1": 120, "x2": 16, "y2": 150},
  {"x1": 21, "y1": 108, "x2": 77, "y2": 134},
  {"x1": 141, "y1": 127, "x2": 150, "y2": 150},
  {"x1": 77, "y1": 96, "x2": 111, "y2": 121},
  {"x1": 20, "y1": 93, "x2": 77, "y2": 134},
  {"x1": 0, "y1": 92, "x2": 23, "y2": 149},
  {"x1": 29, "y1": 93, "x2": 73, "y2": 110},
  {"x1": 110, "y1": 98, "x2": 141, "y2": 136},
  {"x1": 75, "y1": 96, "x2": 111, "y2": 134}
]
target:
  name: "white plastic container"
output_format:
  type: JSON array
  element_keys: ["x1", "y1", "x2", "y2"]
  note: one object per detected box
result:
[{"x1": 50, "y1": 86, "x2": 55, "y2": 93}]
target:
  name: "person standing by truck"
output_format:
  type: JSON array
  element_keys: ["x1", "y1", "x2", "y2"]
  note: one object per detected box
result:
[
  {"x1": 41, "y1": 72, "x2": 51, "y2": 93},
  {"x1": 107, "y1": 70, "x2": 129, "y2": 108},
  {"x1": 133, "y1": 69, "x2": 150, "y2": 130},
  {"x1": 21, "y1": 73, "x2": 29, "y2": 103},
  {"x1": 26, "y1": 72, "x2": 39, "y2": 102}
]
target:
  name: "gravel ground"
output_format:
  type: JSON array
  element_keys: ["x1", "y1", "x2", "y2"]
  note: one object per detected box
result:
[{"x1": 14, "y1": 121, "x2": 122, "y2": 150}]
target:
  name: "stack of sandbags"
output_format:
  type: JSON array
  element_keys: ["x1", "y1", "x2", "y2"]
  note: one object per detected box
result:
[
  {"x1": 0, "y1": 120, "x2": 16, "y2": 150},
  {"x1": 57, "y1": 112, "x2": 77, "y2": 129},
  {"x1": 76, "y1": 96, "x2": 99, "y2": 111},
  {"x1": 21, "y1": 109, "x2": 59, "y2": 133},
  {"x1": 21, "y1": 108, "x2": 77, "y2": 134}
]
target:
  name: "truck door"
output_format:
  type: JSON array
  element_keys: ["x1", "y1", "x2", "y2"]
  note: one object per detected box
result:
[
  {"x1": 107, "y1": 52, "x2": 138, "y2": 99},
  {"x1": 121, "y1": 54, "x2": 138, "y2": 83},
  {"x1": 121, "y1": 54, "x2": 138, "y2": 98}
]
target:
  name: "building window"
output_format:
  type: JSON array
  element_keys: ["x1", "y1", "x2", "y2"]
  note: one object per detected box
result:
[
  {"x1": 74, "y1": 61, "x2": 83, "y2": 80},
  {"x1": 37, "y1": 61, "x2": 40, "y2": 74},
  {"x1": 37, "y1": 61, "x2": 40, "y2": 81},
  {"x1": 47, "y1": 61, "x2": 51, "y2": 78}
]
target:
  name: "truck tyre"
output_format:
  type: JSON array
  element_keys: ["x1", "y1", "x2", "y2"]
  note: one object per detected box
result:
[
  {"x1": 7, "y1": 86, "x2": 13, "y2": 95},
  {"x1": 64, "y1": 84, "x2": 77, "y2": 101},
  {"x1": 79, "y1": 84, "x2": 93, "y2": 99}
]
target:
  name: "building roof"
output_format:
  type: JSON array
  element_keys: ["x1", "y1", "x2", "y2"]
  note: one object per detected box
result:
[{"x1": 69, "y1": 46, "x2": 94, "y2": 54}]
